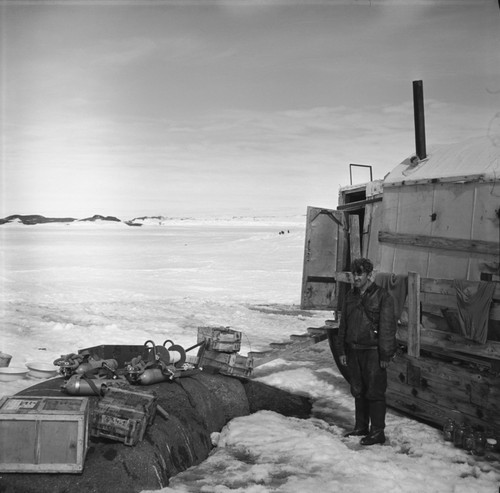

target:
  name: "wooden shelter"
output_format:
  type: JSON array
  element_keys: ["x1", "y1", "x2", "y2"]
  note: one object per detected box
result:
[{"x1": 301, "y1": 82, "x2": 500, "y2": 435}]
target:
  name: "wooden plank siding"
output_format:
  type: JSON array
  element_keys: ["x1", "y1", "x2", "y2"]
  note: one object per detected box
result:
[
  {"x1": 387, "y1": 353, "x2": 500, "y2": 433},
  {"x1": 421, "y1": 278, "x2": 500, "y2": 298},
  {"x1": 386, "y1": 385, "x2": 500, "y2": 433},
  {"x1": 349, "y1": 214, "x2": 361, "y2": 260},
  {"x1": 387, "y1": 360, "x2": 500, "y2": 416},
  {"x1": 396, "y1": 325, "x2": 500, "y2": 362},
  {"x1": 398, "y1": 273, "x2": 500, "y2": 362},
  {"x1": 407, "y1": 272, "x2": 421, "y2": 357},
  {"x1": 419, "y1": 276, "x2": 500, "y2": 323},
  {"x1": 378, "y1": 230, "x2": 499, "y2": 257}
]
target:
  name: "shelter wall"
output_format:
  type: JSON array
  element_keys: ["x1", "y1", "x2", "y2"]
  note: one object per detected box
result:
[{"x1": 377, "y1": 181, "x2": 499, "y2": 281}]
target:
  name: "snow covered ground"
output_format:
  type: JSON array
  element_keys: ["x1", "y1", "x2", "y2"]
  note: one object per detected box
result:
[{"x1": 1, "y1": 218, "x2": 499, "y2": 493}]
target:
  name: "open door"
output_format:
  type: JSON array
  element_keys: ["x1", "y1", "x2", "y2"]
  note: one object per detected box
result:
[{"x1": 300, "y1": 206, "x2": 347, "y2": 310}]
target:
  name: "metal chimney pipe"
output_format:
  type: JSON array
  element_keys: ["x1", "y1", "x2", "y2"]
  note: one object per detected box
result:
[{"x1": 413, "y1": 80, "x2": 427, "y2": 160}]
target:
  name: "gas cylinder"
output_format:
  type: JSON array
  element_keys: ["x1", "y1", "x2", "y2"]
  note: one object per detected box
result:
[
  {"x1": 473, "y1": 431, "x2": 486, "y2": 456},
  {"x1": 453, "y1": 423, "x2": 465, "y2": 448},
  {"x1": 136, "y1": 368, "x2": 172, "y2": 385},
  {"x1": 61, "y1": 374, "x2": 120, "y2": 395},
  {"x1": 443, "y1": 418, "x2": 455, "y2": 442},
  {"x1": 462, "y1": 426, "x2": 475, "y2": 451}
]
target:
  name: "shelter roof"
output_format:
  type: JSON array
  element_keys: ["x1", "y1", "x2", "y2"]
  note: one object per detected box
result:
[{"x1": 383, "y1": 135, "x2": 500, "y2": 186}]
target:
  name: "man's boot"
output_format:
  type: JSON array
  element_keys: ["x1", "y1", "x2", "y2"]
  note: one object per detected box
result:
[
  {"x1": 344, "y1": 398, "x2": 369, "y2": 437},
  {"x1": 360, "y1": 400, "x2": 386, "y2": 445},
  {"x1": 360, "y1": 429, "x2": 386, "y2": 445}
]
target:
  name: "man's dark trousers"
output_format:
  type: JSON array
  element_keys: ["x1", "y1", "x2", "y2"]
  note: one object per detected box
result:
[{"x1": 347, "y1": 346, "x2": 387, "y2": 432}]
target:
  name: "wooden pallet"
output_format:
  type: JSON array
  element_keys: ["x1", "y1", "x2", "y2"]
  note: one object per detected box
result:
[{"x1": 248, "y1": 320, "x2": 337, "y2": 368}]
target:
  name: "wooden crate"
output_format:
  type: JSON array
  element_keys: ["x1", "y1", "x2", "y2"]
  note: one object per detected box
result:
[
  {"x1": 199, "y1": 349, "x2": 253, "y2": 378},
  {"x1": 90, "y1": 387, "x2": 157, "y2": 446},
  {"x1": 0, "y1": 396, "x2": 89, "y2": 473},
  {"x1": 197, "y1": 326, "x2": 242, "y2": 353}
]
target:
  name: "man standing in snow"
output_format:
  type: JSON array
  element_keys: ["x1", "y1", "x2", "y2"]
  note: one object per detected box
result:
[{"x1": 336, "y1": 257, "x2": 397, "y2": 446}]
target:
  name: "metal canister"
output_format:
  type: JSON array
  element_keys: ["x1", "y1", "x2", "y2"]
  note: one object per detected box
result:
[
  {"x1": 453, "y1": 423, "x2": 465, "y2": 448},
  {"x1": 443, "y1": 418, "x2": 455, "y2": 442},
  {"x1": 472, "y1": 431, "x2": 486, "y2": 456},
  {"x1": 462, "y1": 427, "x2": 475, "y2": 451},
  {"x1": 486, "y1": 437, "x2": 498, "y2": 453}
]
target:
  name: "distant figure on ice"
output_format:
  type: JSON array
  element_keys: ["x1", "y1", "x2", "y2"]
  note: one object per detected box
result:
[{"x1": 335, "y1": 257, "x2": 397, "y2": 446}]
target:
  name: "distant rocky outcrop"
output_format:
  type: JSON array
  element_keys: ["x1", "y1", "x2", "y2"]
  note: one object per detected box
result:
[
  {"x1": 0, "y1": 214, "x2": 77, "y2": 225},
  {"x1": 0, "y1": 214, "x2": 131, "y2": 226},
  {"x1": 78, "y1": 214, "x2": 121, "y2": 223},
  {"x1": 125, "y1": 215, "x2": 168, "y2": 226},
  {"x1": 130, "y1": 215, "x2": 165, "y2": 221},
  {"x1": 0, "y1": 214, "x2": 291, "y2": 227}
]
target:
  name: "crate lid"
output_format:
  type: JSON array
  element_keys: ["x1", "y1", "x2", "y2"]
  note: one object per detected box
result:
[{"x1": 0, "y1": 396, "x2": 88, "y2": 414}]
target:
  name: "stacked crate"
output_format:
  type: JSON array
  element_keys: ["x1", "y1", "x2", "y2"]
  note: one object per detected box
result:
[
  {"x1": 197, "y1": 326, "x2": 253, "y2": 378},
  {"x1": 90, "y1": 387, "x2": 157, "y2": 446}
]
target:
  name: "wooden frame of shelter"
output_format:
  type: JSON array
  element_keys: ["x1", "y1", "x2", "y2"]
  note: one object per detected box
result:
[{"x1": 300, "y1": 115, "x2": 500, "y2": 434}]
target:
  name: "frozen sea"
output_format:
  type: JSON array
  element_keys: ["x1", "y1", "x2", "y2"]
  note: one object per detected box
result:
[
  {"x1": 1, "y1": 217, "x2": 499, "y2": 493},
  {"x1": 0, "y1": 217, "x2": 312, "y2": 371}
]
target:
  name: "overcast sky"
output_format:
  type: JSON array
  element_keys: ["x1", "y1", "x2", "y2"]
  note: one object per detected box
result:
[{"x1": 1, "y1": 0, "x2": 499, "y2": 219}]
